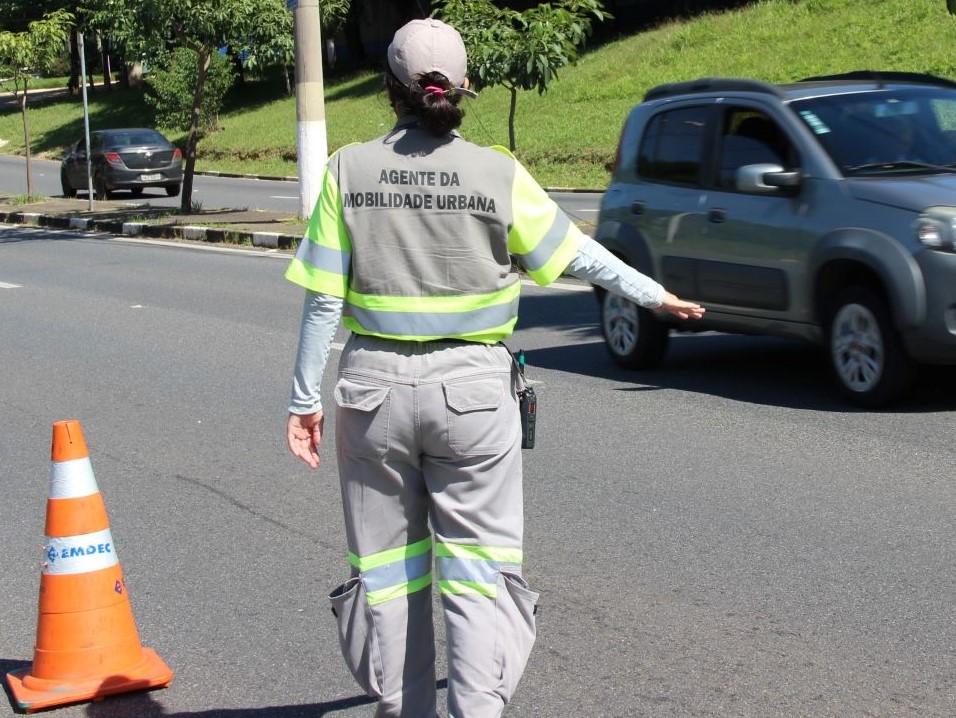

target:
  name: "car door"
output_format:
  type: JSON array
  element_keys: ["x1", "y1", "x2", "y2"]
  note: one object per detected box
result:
[
  {"x1": 64, "y1": 139, "x2": 87, "y2": 187},
  {"x1": 680, "y1": 105, "x2": 811, "y2": 320},
  {"x1": 629, "y1": 103, "x2": 713, "y2": 293}
]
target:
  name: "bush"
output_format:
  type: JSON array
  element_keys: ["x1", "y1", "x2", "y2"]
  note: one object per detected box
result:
[{"x1": 145, "y1": 48, "x2": 235, "y2": 133}]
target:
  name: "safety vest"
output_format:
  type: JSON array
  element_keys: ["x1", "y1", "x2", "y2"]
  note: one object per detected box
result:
[{"x1": 285, "y1": 117, "x2": 584, "y2": 343}]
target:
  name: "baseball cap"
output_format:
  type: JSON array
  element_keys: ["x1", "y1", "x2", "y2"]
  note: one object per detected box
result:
[{"x1": 387, "y1": 19, "x2": 478, "y2": 98}]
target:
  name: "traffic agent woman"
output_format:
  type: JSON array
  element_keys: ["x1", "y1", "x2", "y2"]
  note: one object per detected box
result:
[{"x1": 285, "y1": 18, "x2": 705, "y2": 718}]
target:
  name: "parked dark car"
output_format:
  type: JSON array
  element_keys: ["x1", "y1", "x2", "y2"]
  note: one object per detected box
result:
[
  {"x1": 594, "y1": 71, "x2": 956, "y2": 407},
  {"x1": 60, "y1": 128, "x2": 183, "y2": 200}
]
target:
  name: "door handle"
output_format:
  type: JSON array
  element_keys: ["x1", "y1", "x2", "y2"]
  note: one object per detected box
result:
[
  {"x1": 631, "y1": 200, "x2": 645, "y2": 215},
  {"x1": 708, "y1": 207, "x2": 726, "y2": 223}
]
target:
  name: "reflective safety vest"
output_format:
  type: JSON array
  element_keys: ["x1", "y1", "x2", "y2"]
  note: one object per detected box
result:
[{"x1": 285, "y1": 117, "x2": 584, "y2": 343}]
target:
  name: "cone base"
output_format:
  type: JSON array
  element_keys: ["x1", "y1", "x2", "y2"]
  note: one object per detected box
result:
[{"x1": 5, "y1": 647, "x2": 173, "y2": 714}]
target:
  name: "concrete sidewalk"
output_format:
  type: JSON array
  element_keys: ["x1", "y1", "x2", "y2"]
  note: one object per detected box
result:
[{"x1": 0, "y1": 195, "x2": 306, "y2": 250}]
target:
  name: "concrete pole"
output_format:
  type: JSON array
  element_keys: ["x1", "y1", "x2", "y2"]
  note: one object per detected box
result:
[
  {"x1": 293, "y1": 0, "x2": 329, "y2": 220},
  {"x1": 78, "y1": 32, "x2": 94, "y2": 210}
]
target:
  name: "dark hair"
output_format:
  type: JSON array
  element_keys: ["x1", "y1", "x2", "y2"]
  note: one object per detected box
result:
[{"x1": 385, "y1": 70, "x2": 465, "y2": 136}]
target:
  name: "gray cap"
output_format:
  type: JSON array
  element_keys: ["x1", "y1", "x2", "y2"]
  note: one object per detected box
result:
[{"x1": 387, "y1": 19, "x2": 475, "y2": 96}]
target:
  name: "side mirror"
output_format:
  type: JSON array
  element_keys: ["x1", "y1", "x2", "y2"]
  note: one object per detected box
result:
[{"x1": 736, "y1": 163, "x2": 801, "y2": 194}]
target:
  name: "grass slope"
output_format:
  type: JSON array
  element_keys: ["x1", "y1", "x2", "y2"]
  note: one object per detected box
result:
[{"x1": 2, "y1": 0, "x2": 956, "y2": 189}]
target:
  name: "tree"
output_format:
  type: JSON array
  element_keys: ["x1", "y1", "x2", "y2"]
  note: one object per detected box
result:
[
  {"x1": 0, "y1": 9, "x2": 73, "y2": 196},
  {"x1": 434, "y1": 0, "x2": 609, "y2": 152},
  {"x1": 81, "y1": 0, "x2": 291, "y2": 213},
  {"x1": 146, "y1": 47, "x2": 235, "y2": 132}
]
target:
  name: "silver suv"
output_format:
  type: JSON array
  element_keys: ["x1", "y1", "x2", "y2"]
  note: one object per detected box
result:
[{"x1": 594, "y1": 71, "x2": 956, "y2": 407}]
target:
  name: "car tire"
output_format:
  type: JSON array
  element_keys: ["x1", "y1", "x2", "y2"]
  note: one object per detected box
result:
[
  {"x1": 166, "y1": 184, "x2": 181, "y2": 197},
  {"x1": 600, "y1": 290, "x2": 670, "y2": 369},
  {"x1": 60, "y1": 170, "x2": 77, "y2": 198},
  {"x1": 130, "y1": 187, "x2": 144, "y2": 197},
  {"x1": 93, "y1": 173, "x2": 111, "y2": 201},
  {"x1": 825, "y1": 286, "x2": 915, "y2": 407}
]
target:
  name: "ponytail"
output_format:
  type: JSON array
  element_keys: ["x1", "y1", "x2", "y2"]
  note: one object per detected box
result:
[{"x1": 385, "y1": 70, "x2": 465, "y2": 135}]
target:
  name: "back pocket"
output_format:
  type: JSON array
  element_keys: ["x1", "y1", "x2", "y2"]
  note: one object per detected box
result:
[
  {"x1": 334, "y1": 377, "x2": 390, "y2": 458},
  {"x1": 443, "y1": 374, "x2": 517, "y2": 456}
]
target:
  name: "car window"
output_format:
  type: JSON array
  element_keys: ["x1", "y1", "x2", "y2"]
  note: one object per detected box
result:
[
  {"x1": 637, "y1": 105, "x2": 710, "y2": 186},
  {"x1": 131, "y1": 131, "x2": 163, "y2": 145},
  {"x1": 792, "y1": 88, "x2": 956, "y2": 173},
  {"x1": 715, "y1": 108, "x2": 797, "y2": 189}
]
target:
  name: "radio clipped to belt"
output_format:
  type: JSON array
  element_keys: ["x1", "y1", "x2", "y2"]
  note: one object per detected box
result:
[{"x1": 512, "y1": 349, "x2": 537, "y2": 450}]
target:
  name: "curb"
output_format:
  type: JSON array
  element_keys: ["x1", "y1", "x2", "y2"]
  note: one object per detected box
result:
[
  {"x1": 192, "y1": 169, "x2": 603, "y2": 194},
  {"x1": 0, "y1": 208, "x2": 300, "y2": 250}
]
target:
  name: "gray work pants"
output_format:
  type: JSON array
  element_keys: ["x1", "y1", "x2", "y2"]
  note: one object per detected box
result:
[{"x1": 328, "y1": 335, "x2": 539, "y2": 718}]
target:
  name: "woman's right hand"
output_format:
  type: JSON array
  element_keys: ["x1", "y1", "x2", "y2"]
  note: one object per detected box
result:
[
  {"x1": 287, "y1": 411, "x2": 325, "y2": 469},
  {"x1": 657, "y1": 291, "x2": 706, "y2": 320}
]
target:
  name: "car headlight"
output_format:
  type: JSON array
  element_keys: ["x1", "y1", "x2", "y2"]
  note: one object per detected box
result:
[{"x1": 916, "y1": 215, "x2": 956, "y2": 252}]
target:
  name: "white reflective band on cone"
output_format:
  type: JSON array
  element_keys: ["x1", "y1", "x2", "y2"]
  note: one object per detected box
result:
[
  {"x1": 49, "y1": 456, "x2": 99, "y2": 499},
  {"x1": 42, "y1": 528, "x2": 118, "y2": 575}
]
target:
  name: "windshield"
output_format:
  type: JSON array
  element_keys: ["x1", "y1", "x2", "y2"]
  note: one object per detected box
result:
[{"x1": 791, "y1": 87, "x2": 956, "y2": 175}]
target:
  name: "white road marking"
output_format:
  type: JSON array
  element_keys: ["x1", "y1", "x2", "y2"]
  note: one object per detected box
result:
[{"x1": 0, "y1": 280, "x2": 22, "y2": 289}]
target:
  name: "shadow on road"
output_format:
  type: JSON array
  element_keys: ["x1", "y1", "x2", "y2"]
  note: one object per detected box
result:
[
  {"x1": 516, "y1": 288, "x2": 956, "y2": 413},
  {"x1": 1, "y1": 657, "x2": 447, "y2": 717}
]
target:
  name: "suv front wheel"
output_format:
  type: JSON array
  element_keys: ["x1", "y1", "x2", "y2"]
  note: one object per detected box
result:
[
  {"x1": 600, "y1": 291, "x2": 670, "y2": 369},
  {"x1": 825, "y1": 286, "x2": 915, "y2": 408}
]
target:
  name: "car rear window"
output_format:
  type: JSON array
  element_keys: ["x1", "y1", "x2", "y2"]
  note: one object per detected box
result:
[{"x1": 637, "y1": 105, "x2": 710, "y2": 186}]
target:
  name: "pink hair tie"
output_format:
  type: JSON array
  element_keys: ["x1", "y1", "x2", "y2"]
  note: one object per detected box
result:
[{"x1": 423, "y1": 85, "x2": 446, "y2": 95}]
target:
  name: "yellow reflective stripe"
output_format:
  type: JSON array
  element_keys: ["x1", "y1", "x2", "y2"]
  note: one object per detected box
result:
[
  {"x1": 438, "y1": 579, "x2": 498, "y2": 598},
  {"x1": 342, "y1": 281, "x2": 521, "y2": 341},
  {"x1": 342, "y1": 317, "x2": 516, "y2": 344},
  {"x1": 285, "y1": 258, "x2": 348, "y2": 297},
  {"x1": 367, "y1": 573, "x2": 433, "y2": 606},
  {"x1": 526, "y1": 224, "x2": 581, "y2": 286},
  {"x1": 285, "y1": 160, "x2": 352, "y2": 297},
  {"x1": 347, "y1": 281, "x2": 520, "y2": 313},
  {"x1": 349, "y1": 536, "x2": 433, "y2": 572},
  {"x1": 507, "y1": 160, "x2": 584, "y2": 286},
  {"x1": 434, "y1": 542, "x2": 523, "y2": 564}
]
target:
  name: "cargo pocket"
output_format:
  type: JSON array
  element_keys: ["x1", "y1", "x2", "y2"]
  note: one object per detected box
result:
[
  {"x1": 334, "y1": 377, "x2": 390, "y2": 458},
  {"x1": 329, "y1": 578, "x2": 385, "y2": 698},
  {"x1": 492, "y1": 571, "x2": 539, "y2": 703},
  {"x1": 443, "y1": 374, "x2": 516, "y2": 456}
]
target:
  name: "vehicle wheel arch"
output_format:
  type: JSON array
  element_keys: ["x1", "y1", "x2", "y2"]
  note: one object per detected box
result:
[
  {"x1": 810, "y1": 229, "x2": 925, "y2": 330},
  {"x1": 592, "y1": 219, "x2": 655, "y2": 302}
]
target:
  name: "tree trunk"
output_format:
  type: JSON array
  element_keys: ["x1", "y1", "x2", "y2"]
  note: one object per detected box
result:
[
  {"x1": 101, "y1": 36, "x2": 112, "y2": 90},
  {"x1": 508, "y1": 86, "x2": 518, "y2": 152},
  {"x1": 20, "y1": 91, "x2": 32, "y2": 197},
  {"x1": 68, "y1": 28, "x2": 80, "y2": 95},
  {"x1": 180, "y1": 50, "x2": 211, "y2": 214}
]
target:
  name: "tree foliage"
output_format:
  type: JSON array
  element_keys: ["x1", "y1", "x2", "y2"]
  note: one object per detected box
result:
[
  {"x1": 146, "y1": 47, "x2": 235, "y2": 132},
  {"x1": 433, "y1": 0, "x2": 609, "y2": 151},
  {"x1": 0, "y1": 8, "x2": 74, "y2": 196}
]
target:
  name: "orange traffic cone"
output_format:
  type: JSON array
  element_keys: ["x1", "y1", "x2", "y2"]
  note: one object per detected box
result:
[{"x1": 5, "y1": 420, "x2": 173, "y2": 713}]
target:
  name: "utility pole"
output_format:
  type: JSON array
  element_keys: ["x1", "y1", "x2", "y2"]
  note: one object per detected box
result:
[
  {"x1": 78, "y1": 31, "x2": 94, "y2": 209},
  {"x1": 291, "y1": 0, "x2": 328, "y2": 220}
]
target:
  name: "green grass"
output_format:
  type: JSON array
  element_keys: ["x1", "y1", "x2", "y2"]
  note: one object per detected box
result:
[{"x1": 2, "y1": 0, "x2": 956, "y2": 188}]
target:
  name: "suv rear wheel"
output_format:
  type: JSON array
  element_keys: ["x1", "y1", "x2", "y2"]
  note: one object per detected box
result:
[
  {"x1": 600, "y1": 291, "x2": 670, "y2": 369},
  {"x1": 825, "y1": 286, "x2": 915, "y2": 407}
]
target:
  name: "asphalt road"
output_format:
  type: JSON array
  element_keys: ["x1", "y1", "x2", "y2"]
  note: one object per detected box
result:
[
  {"x1": 2, "y1": 225, "x2": 956, "y2": 718},
  {"x1": 0, "y1": 155, "x2": 602, "y2": 227}
]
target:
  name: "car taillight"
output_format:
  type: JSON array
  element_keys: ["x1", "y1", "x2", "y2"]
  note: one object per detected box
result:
[
  {"x1": 173, "y1": 148, "x2": 182, "y2": 160},
  {"x1": 104, "y1": 152, "x2": 122, "y2": 164}
]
